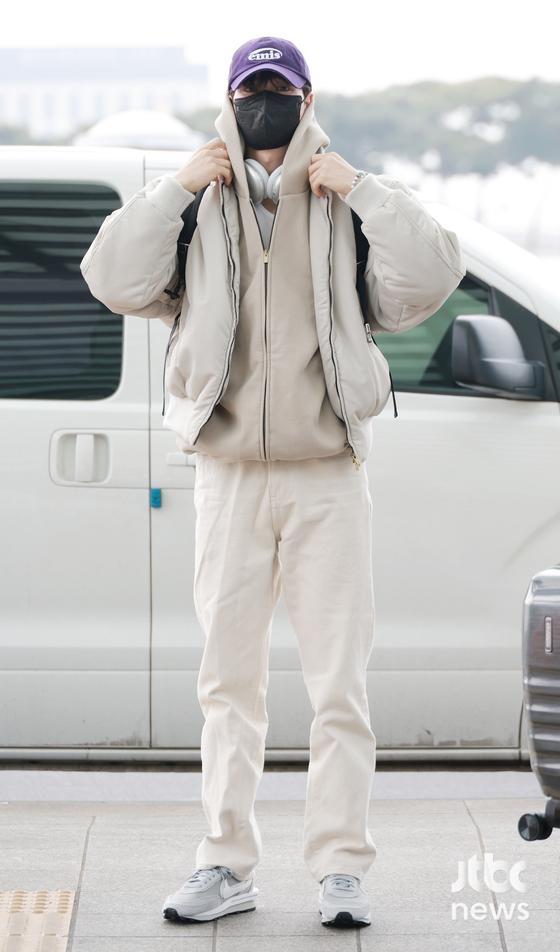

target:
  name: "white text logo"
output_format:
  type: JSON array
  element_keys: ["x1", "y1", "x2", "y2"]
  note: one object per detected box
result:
[
  {"x1": 248, "y1": 48, "x2": 283, "y2": 63},
  {"x1": 450, "y1": 852, "x2": 529, "y2": 922},
  {"x1": 451, "y1": 853, "x2": 526, "y2": 893}
]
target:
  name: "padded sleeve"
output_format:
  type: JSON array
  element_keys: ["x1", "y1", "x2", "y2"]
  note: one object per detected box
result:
[
  {"x1": 343, "y1": 173, "x2": 466, "y2": 334},
  {"x1": 80, "y1": 174, "x2": 196, "y2": 326}
]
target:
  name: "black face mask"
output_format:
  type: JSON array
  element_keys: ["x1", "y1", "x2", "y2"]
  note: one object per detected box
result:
[{"x1": 233, "y1": 90, "x2": 303, "y2": 150}]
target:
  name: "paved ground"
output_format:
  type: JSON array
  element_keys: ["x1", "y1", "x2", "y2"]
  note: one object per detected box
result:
[{"x1": 0, "y1": 767, "x2": 558, "y2": 951}]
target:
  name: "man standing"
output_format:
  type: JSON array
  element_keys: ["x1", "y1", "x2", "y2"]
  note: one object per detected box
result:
[{"x1": 80, "y1": 35, "x2": 465, "y2": 928}]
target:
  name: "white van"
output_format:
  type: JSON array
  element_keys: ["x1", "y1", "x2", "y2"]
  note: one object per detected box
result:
[{"x1": 1, "y1": 145, "x2": 559, "y2": 763}]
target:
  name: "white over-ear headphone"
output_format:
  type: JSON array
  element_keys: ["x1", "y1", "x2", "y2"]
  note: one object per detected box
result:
[
  {"x1": 243, "y1": 146, "x2": 326, "y2": 204},
  {"x1": 244, "y1": 158, "x2": 283, "y2": 204}
]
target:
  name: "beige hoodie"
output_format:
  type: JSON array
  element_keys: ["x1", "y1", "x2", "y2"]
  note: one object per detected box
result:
[{"x1": 187, "y1": 90, "x2": 348, "y2": 461}]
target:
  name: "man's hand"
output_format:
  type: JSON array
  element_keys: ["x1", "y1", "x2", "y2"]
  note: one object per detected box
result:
[
  {"x1": 308, "y1": 152, "x2": 358, "y2": 198},
  {"x1": 174, "y1": 137, "x2": 233, "y2": 193}
]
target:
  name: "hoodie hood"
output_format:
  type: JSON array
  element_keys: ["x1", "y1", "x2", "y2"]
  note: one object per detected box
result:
[{"x1": 214, "y1": 87, "x2": 330, "y2": 199}]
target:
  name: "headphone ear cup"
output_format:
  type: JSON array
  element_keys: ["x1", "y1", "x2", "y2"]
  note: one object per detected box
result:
[
  {"x1": 267, "y1": 165, "x2": 283, "y2": 204},
  {"x1": 244, "y1": 158, "x2": 268, "y2": 204}
]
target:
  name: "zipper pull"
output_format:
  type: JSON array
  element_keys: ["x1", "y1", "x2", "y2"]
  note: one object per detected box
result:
[
  {"x1": 345, "y1": 440, "x2": 361, "y2": 469},
  {"x1": 263, "y1": 248, "x2": 269, "y2": 264},
  {"x1": 364, "y1": 321, "x2": 373, "y2": 343}
]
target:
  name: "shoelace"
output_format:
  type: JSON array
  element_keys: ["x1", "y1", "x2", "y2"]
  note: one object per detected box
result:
[
  {"x1": 326, "y1": 874, "x2": 358, "y2": 890},
  {"x1": 187, "y1": 865, "x2": 233, "y2": 886}
]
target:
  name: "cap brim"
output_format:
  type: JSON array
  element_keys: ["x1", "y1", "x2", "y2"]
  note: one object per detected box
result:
[{"x1": 230, "y1": 64, "x2": 306, "y2": 90}]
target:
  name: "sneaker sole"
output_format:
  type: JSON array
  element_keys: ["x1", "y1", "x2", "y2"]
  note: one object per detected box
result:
[
  {"x1": 163, "y1": 890, "x2": 258, "y2": 923},
  {"x1": 319, "y1": 909, "x2": 371, "y2": 928}
]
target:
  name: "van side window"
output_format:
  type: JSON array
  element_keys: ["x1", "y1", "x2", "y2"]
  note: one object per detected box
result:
[
  {"x1": 374, "y1": 273, "x2": 490, "y2": 393},
  {"x1": 494, "y1": 288, "x2": 560, "y2": 403},
  {"x1": 0, "y1": 181, "x2": 122, "y2": 401},
  {"x1": 375, "y1": 272, "x2": 556, "y2": 400}
]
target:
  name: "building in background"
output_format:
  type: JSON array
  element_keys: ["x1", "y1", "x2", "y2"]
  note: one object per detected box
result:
[
  {"x1": 72, "y1": 109, "x2": 205, "y2": 150},
  {"x1": 0, "y1": 47, "x2": 210, "y2": 141}
]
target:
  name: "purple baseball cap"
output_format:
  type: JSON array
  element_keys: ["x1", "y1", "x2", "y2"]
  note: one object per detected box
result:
[{"x1": 228, "y1": 36, "x2": 312, "y2": 91}]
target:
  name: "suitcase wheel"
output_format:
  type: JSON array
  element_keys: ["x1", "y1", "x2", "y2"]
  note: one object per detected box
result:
[{"x1": 517, "y1": 812, "x2": 554, "y2": 841}]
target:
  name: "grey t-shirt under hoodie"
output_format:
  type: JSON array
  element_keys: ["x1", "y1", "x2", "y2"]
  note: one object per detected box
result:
[{"x1": 254, "y1": 200, "x2": 275, "y2": 248}]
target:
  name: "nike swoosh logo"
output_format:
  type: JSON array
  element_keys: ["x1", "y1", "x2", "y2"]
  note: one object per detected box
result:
[{"x1": 221, "y1": 879, "x2": 250, "y2": 899}]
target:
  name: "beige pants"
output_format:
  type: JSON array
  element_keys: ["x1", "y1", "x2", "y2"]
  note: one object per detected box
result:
[{"x1": 193, "y1": 448, "x2": 377, "y2": 883}]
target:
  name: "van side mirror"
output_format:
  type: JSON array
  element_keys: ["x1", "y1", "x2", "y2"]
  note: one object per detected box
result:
[{"x1": 451, "y1": 314, "x2": 545, "y2": 400}]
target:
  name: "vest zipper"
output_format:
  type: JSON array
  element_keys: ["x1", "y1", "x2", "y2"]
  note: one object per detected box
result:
[
  {"x1": 191, "y1": 181, "x2": 239, "y2": 445},
  {"x1": 325, "y1": 192, "x2": 361, "y2": 469},
  {"x1": 161, "y1": 312, "x2": 181, "y2": 416}
]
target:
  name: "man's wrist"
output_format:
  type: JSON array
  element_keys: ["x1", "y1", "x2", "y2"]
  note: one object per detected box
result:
[
  {"x1": 349, "y1": 169, "x2": 368, "y2": 191},
  {"x1": 339, "y1": 169, "x2": 368, "y2": 198},
  {"x1": 174, "y1": 172, "x2": 196, "y2": 194}
]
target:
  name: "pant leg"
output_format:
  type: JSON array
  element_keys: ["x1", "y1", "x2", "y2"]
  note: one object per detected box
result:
[
  {"x1": 193, "y1": 452, "x2": 281, "y2": 881},
  {"x1": 273, "y1": 451, "x2": 377, "y2": 883}
]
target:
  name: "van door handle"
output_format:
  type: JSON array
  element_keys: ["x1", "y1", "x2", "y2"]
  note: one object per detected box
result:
[
  {"x1": 50, "y1": 429, "x2": 146, "y2": 488},
  {"x1": 166, "y1": 451, "x2": 196, "y2": 467},
  {"x1": 75, "y1": 433, "x2": 95, "y2": 482}
]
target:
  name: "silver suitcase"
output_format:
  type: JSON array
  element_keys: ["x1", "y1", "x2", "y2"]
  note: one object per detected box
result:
[{"x1": 518, "y1": 565, "x2": 560, "y2": 840}]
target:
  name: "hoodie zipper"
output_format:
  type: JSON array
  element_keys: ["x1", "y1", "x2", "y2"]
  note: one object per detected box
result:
[
  {"x1": 250, "y1": 199, "x2": 278, "y2": 462},
  {"x1": 191, "y1": 180, "x2": 239, "y2": 445},
  {"x1": 161, "y1": 312, "x2": 181, "y2": 416},
  {"x1": 263, "y1": 244, "x2": 269, "y2": 460},
  {"x1": 325, "y1": 192, "x2": 361, "y2": 469}
]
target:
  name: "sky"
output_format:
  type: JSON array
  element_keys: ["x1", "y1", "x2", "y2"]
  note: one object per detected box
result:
[{"x1": 2, "y1": 0, "x2": 559, "y2": 105}]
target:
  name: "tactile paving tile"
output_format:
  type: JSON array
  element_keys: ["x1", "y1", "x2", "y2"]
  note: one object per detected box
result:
[{"x1": 0, "y1": 891, "x2": 74, "y2": 952}]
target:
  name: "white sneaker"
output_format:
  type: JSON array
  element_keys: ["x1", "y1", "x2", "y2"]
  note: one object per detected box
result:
[
  {"x1": 162, "y1": 864, "x2": 258, "y2": 922},
  {"x1": 318, "y1": 873, "x2": 371, "y2": 927}
]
